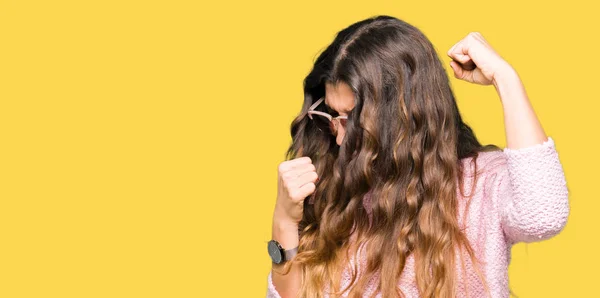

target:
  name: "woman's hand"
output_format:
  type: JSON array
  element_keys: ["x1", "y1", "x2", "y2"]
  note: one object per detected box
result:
[
  {"x1": 448, "y1": 32, "x2": 548, "y2": 151},
  {"x1": 273, "y1": 157, "x2": 319, "y2": 226},
  {"x1": 447, "y1": 32, "x2": 514, "y2": 86}
]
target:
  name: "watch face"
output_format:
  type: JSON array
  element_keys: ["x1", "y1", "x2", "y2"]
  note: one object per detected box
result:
[{"x1": 268, "y1": 240, "x2": 283, "y2": 264}]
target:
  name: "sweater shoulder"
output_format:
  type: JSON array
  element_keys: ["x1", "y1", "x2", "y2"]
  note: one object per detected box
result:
[{"x1": 460, "y1": 149, "x2": 509, "y2": 179}]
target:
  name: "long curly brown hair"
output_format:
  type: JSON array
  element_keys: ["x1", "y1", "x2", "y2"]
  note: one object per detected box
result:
[{"x1": 279, "y1": 15, "x2": 502, "y2": 298}]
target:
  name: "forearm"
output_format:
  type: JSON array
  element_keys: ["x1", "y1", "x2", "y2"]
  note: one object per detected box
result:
[
  {"x1": 493, "y1": 66, "x2": 548, "y2": 148},
  {"x1": 269, "y1": 217, "x2": 301, "y2": 298}
]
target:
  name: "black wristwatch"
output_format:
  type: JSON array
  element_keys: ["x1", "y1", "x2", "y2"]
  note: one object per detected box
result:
[{"x1": 267, "y1": 239, "x2": 298, "y2": 264}]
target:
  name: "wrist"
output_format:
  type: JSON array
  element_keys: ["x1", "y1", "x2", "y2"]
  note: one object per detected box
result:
[
  {"x1": 273, "y1": 205, "x2": 300, "y2": 227},
  {"x1": 272, "y1": 217, "x2": 299, "y2": 250},
  {"x1": 492, "y1": 66, "x2": 524, "y2": 104},
  {"x1": 492, "y1": 65, "x2": 519, "y2": 90},
  {"x1": 272, "y1": 216, "x2": 299, "y2": 233}
]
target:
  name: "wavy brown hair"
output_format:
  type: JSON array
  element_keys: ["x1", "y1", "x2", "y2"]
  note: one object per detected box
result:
[{"x1": 278, "y1": 15, "x2": 503, "y2": 298}]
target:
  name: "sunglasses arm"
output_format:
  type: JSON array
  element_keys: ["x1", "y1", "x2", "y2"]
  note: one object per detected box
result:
[{"x1": 307, "y1": 110, "x2": 332, "y2": 120}]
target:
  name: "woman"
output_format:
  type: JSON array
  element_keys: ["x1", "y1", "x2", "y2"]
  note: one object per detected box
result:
[{"x1": 266, "y1": 15, "x2": 569, "y2": 298}]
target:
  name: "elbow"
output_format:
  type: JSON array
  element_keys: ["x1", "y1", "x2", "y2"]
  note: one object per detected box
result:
[
  {"x1": 504, "y1": 192, "x2": 571, "y2": 243},
  {"x1": 524, "y1": 210, "x2": 570, "y2": 242}
]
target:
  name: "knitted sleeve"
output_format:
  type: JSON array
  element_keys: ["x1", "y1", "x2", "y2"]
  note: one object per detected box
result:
[
  {"x1": 496, "y1": 136, "x2": 570, "y2": 244},
  {"x1": 266, "y1": 270, "x2": 282, "y2": 298}
]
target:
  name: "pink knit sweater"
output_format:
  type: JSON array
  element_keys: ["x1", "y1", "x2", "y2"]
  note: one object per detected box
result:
[{"x1": 267, "y1": 136, "x2": 569, "y2": 298}]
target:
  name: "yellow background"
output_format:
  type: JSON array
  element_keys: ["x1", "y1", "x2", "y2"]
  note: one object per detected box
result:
[{"x1": 0, "y1": 0, "x2": 596, "y2": 297}]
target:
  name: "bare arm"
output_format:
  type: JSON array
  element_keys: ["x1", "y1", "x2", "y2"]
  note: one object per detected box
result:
[
  {"x1": 268, "y1": 217, "x2": 300, "y2": 298},
  {"x1": 494, "y1": 67, "x2": 548, "y2": 148},
  {"x1": 267, "y1": 157, "x2": 318, "y2": 298}
]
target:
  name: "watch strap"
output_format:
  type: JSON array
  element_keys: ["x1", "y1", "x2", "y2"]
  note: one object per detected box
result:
[{"x1": 283, "y1": 246, "x2": 298, "y2": 261}]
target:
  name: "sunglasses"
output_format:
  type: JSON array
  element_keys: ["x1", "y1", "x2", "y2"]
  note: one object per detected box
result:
[{"x1": 307, "y1": 97, "x2": 348, "y2": 136}]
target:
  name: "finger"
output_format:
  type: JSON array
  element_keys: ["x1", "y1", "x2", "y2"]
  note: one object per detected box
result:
[
  {"x1": 295, "y1": 170, "x2": 319, "y2": 189},
  {"x1": 447, "y1": 38, "x2": 463, "y2": 57},
  {"x1": 447, "y1": 43, "x2": 458, "y2": 58},
  {"x1": 284, "y1": 163, "x2": 317, "y2": 179},
  {"x1": 448, "y1": 37, "x2": 474, "y2": 59},
  {"x1": 447, "y1": 37, "x2": 468, "y2": 58},
  {"x1": 289, "y1": 156, "x2": 312, "y2": 167},
  {"x1": 280, "y1": 156, "x2": 312, "y2": 172},
  {"x1": 449, "y1": 60, "x2": 467, "y2": 80},
  {"x1": 296, "y1": 182, "x2": 316, "y2": 201},
  {"x1": 458, "y1": 59, "x2": 477, "y2": 71},
  {"x1": 448, "y1": 48, "x2": 471, "y2": 64}
]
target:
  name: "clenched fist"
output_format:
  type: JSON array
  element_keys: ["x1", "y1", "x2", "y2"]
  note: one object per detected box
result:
[
  {"x1": 447, "y1": 32, "x2": 514, "y2": 86},
  {"x1": 273, "y1": 157, "x2": 319, "y2": 225}
]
